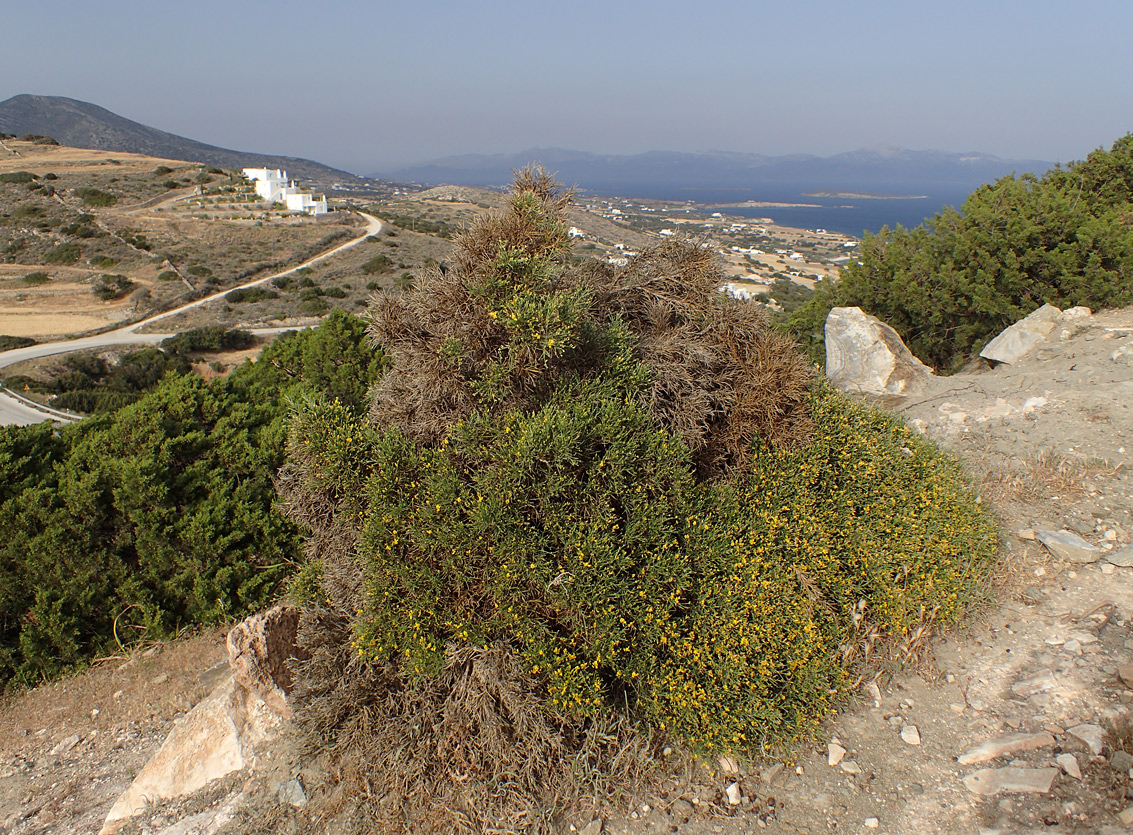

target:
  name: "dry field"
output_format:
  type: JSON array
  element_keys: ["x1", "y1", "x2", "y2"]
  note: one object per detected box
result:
[{"x1": 0, "y1": 141, "x2": 362, "y2": 339}]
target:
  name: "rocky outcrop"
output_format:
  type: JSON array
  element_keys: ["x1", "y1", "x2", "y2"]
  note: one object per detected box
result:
[
  {"x1": 980, "y1": 304, "x2": 1094, "y2": 365},
  {"x1": 824, "y1": 306, "x2": 933, "y2": 395},
  {"x1": 227, "y1": 603, "x2": 302, "y2": 719},
  {"x1": 100, "y1": 604, "x2": 302, "y2": 835}
]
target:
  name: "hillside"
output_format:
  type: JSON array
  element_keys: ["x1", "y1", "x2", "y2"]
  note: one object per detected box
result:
[{"x1": 0, "y1": 95, "x2": 364, "y2": 188}]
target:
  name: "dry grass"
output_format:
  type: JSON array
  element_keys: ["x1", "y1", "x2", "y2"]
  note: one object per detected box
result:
[
  {"x1": 279, "y1": 608, "x2": 668, "y2": 835},
  {"x1": 977, "y1": 448, "x2": 1119, "y2": 506}
]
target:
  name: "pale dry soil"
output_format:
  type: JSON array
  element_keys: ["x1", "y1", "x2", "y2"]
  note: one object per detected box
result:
[{"x1": 1, "y1": 310, "x2": 1132, "y2": 835}]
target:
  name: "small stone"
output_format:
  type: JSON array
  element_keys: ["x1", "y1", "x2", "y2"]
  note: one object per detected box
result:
[
  {"x1": 1011, "y1": 670, "x2": 1057, "y2": 698},
  {"x1": 840, "y1": 760, "x2": 861, "y2": 774},
  {"x1": 900, "y1": 725, "x2": 921, "y2": 745},
  {"x1": 863, "y1": 681, "x2": 882, "y2": 707},
  {"x1": 1066, "y1": 723, "x2": 1105, "y2": 755},
  {"x1": 718, "y1": 755, "x2": 739, "y2": 774},
  {"x1": 579, "y1": 818, "x2": 603, "y2": 835},
  {"x1": 864, "y1": 818, "x2": 879, "y2": 829},
  {"x1": 957, "y1": 732, "x2": 1055, "y2": 765},
  {"x1": 90, "y1": 708, "x2": 100, "y2": 720},
  {"x1": 669, "y1": 799, "x2": 693, "y2": 821},
  {"x1": 760, "y1": 763, "x2": 784, "y2": 785},
  {"x1": 151, "y1": 672, "x2": 169, "y2": 685},
  {"x1": 1055, "y1": 753, "x2": 1081, "y2": 779},
  {"x1": 1111, "y1": 750, "x2": 1133, "y2": 773},
  {"x1": 828, "y1": 742, "x2": 847, "y2": 766},
  {"x1": 1063, "y1": 639, "x2": 1082, "y2": 654},
  {"x1": 1106, "y1": 545, "x2": 1133, "y2": 567},
  {"x1": 1118, "y1": 665, "x2": 1133, "y2": 689},
  {"x1": 1102, "y1": 563, "x2": 1116, "y2": 574},
  {"x1": 1119, "y1": 807, "x2": 1133, "y2": 826},
  {"x1": 277, "y1": 778, "x2": 307, "y2": 806},
  {"x1": 1035, "y1": 530, "x2": 1102, "y2": 563},
  {"x1": 949, "y1": 703, "x2": 966, "y2": 714},
  {"x1": 112, "y1": 690, "x2": 123, "y2": 700},
  {"x1": 49, "y1": 734, "x2": 80, "y2": 756},
  {"x1": 725, "y1": 782, "x2": 741, "y2": 806},
  {"x1": 962, "y1": 767, "x2": 1057, "y2": 795},
  {"x1": 1072, "y1": 518, "x2": 1096, "y2": 535},
  {"x1": 1018, "y1": 528, "x2": 1036, "y2": 541}
]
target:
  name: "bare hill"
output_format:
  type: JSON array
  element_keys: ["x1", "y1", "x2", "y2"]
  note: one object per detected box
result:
[{"x1": 0, "y1": 94, "x2": 362, "y2": 187}]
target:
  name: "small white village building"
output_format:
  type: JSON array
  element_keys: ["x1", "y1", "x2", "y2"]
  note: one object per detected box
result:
[
  {"x1": 285, "y1": 191, "x2": 328, "y2": 214},
  {"x1": 242, "y1": 167, "x2": 327, "y2": 215}
]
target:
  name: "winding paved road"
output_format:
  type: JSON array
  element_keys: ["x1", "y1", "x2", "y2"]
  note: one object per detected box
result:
[{"x1": 0, "y1": 213, "x2": 382, "y2": 426}]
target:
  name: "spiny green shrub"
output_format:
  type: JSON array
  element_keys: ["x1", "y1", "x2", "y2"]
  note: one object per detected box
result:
[
  {"x1": 0, "y1": 335, "x2": 35, "y2": 353},
  {"x1": 74, "y1": 187, "x2": 116, "y2": 207},
  {"x1": 791, "y1": 133, "x2": 1133, "y2": 371},
  {"x1": 225, "y1": 286, "x2": 278, "y2": 304},
  {"x1": 44, "y1": 242, "x2": 81, "y2": 265},
  {"x1": 279, "y1": 170, "x2": 997, "y2": 831},
  {"x1": 161, "y1": 326, "x2": 254, "y2": 355},
  {"x1": 361, "y1": 253, "x2": 392, "y2": 275},
  {"x1": 21, "y1": 272, "x2": 49, "y2": 286},
  {"x1": 0, "y1": 172, "x2": 38, "y2": 184},
  {"x1": 92, "y1": 274, "x2": 134, "y2": 301}
]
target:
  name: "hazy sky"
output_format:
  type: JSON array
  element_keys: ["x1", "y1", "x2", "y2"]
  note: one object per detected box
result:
[{"x1": 3, "y1": 0, "x2": 1131, "y2": 174}]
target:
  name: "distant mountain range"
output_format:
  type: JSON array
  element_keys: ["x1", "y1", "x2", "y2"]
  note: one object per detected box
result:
[
  {"x1": 379, "y1": 146, "x2": 1055, "y2": 199},
  {"x1": 0, "y1": 94, "x2": 363, "y2": 186},
  {"x1": 0, "y1": 94, "x2": 1057, "y2": 205}
]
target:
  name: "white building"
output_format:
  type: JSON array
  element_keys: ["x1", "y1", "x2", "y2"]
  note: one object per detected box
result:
[
  {"x1": 242, "y1": 167, "x2": 327, "y2": 215},
  {"x1": 285, "y1": 191, "x2": 328, "y2": 214}
]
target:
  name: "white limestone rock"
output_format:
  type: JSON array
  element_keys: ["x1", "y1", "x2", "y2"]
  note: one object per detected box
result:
[
  {"x1": 824, "y1": 307, "x2": 933, "y2": 395},
  {"x1": 980, "y1": 304, "x2": 1064, "y2": 365},
  {"x1": 957, "y1": 732, "x2": 1055, "y2": 765},
  {"x1": 99, "y1": 677, "x2": 283, "y2": 834},
  {"x1": 1066, "y1": 723, "x2": 1105, "y2": 756},
  {"x1": 962, "y1": 767, "x2": 1057, "y2": 795}
]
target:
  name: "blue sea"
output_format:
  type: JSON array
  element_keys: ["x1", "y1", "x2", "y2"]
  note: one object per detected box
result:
[{"x1": 587, "y1": 184, "x2": 976, "y2": 238}]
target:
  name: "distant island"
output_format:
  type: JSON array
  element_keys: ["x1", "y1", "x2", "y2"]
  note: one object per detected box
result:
[
  {"x1": 803, "y1": 191, "x2": 929, "y2": 200},
  {"x1": 707, "y1": 200, "x2": 823, "y2": 209}
]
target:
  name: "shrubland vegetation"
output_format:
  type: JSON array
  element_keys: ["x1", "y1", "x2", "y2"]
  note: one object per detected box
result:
[
  {"x1": 4, "y1": 327, "x2": 252, "y2": 413},
  {"x1": 0, "y1": 313, "x2": 384, "y2": 686},
  {"x1": 790, "y1": 133, "x2": 1133, "y2": 370},
  {"x1": 278, "y1": 170, "x2": 997, "y2": 832}
]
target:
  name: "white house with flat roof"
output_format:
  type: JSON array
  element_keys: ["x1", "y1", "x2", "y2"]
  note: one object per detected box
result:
[
  {"x1": 242, "y1": 167, "x2": 327, "y2": 215},
  {"x1": 285, "y1": 191, "x2": 328, "y2": 214}
]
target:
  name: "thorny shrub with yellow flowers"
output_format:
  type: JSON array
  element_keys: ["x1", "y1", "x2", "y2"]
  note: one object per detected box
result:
[{"x1": 278, "y1": 168, "x2": 997, "y2": 833}]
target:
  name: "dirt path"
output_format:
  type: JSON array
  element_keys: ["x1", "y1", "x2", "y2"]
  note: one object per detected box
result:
[{"x1": 0, "y1": 309, "x2": 1130, "y2": 835}]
